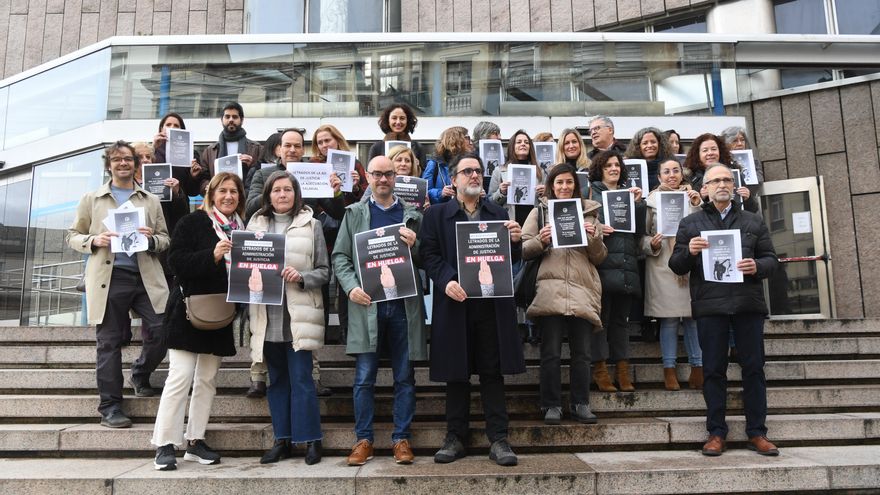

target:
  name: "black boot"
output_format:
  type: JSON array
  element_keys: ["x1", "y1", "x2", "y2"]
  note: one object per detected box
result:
[
  {"x1": 260, "y1": 439, "x2": 292, "y2": 464},
  {"x1": 305, "y1": 440, "x2": 322, "y2": 465}
]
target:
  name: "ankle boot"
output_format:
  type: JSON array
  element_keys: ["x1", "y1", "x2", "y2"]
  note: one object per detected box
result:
[
  {"x1": 592, "y1": 361, "x2": 617, "y2": 392},
  {"x1": 305, "y1": 440, "x2": 322, "y2": 465},
  {"x1": 616, "y1": 361, "x2": 635, "y2": 392},
  {"x1": 260, "y1": 439, "x2": 291, "y2": 464},
  {"x1": 663, "y1": 367, "x2": 680, "y2": 391},
  {"x1": 689, "y1": 366, "x2": 704, "y2": 390}
]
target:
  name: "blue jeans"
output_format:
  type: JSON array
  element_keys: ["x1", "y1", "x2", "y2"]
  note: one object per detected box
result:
[
  {"x1": 353, "y1": 300, "x2": 414, "y2": 443},
  {"x1": 264, "y1": 342, "x2": 322, "y2": 443},
  {"x1": 659, "y1": 317, "x2": 703, "y2": 368},
  {"x1": 696, "y1": 313, "x2": 768, "y2": 439}
]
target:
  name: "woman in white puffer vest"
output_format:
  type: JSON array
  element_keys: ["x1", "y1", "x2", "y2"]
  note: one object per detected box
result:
[{"x1": 247, "y1": 171, "x2": 330, "y2": 465}]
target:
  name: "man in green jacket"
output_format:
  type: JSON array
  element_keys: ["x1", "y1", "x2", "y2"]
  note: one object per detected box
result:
[{"x1": 331, "y1": 155, "x2": 427, "y2": 466}]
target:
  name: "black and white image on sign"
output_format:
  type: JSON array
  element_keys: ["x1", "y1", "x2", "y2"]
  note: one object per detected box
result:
[
  {"x1": 394, "y1": 175, "x2": 428, "y2": 210},
  {"x1": 507, "y1": 164, "x2": 536, "y2": 205},
  {"x1": 534, "y1": 142, "x2": 556, "y2": 175},
  {"x1": 730, "y1": 149, "x2": 759, "y2": 185},
  {"x1": 327, "y1": 149, "x2": 356, "y2": 193},
  {"x1": 656, "y1": 191, "x2": 688, "y2": 237},
  {"x1": 143, "y1": 164, "x2": 171, "y2": 202},
  {"x1": 623, "y1": 159, "x2": 648, "y2": 192},
  {"x1": 549, "y1": 199, "x2": 587, "y2": 248},
  {"x1": 354, "y1": 223, "x2": 418, "y2": 303},
  {"x1": 228, "y1": 231, "x2": 285, "y2": 305},
  {"x1": 215, "y1": 155, "x2": 243, "y2": 178},
  {"x1": 479, "y1": 140, "x2": 504, "y2": 178},
  {"x1": 288, "y1": 163, "x2": 333, "y2": 198},
  {"x1": 601, "y1": 189, "x2": 635, "y2": 233},
  {"x1": 384, "y1": 140, "x2": 411, "y2": 155},
  {"x1": 576, "y1": 171, "x2": 591, "y2": 194},
  {"x1": 455, "y1": 221, "x2": 513, "y2": 298},
  {"x1": 166, "y1": 128, "x2": 193, "y2": 167},
  {"x1": 108, "y1": 207, "x2": 148, "y2": 255},
  {"x1": 731, "y1": 168, "x2": 743, "y2": 201},
  {"x1": 701, "y1": 229, "x2": 743, "y2": 284}
]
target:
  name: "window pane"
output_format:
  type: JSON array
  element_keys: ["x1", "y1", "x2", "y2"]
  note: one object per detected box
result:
[
  {"x1": 836, "y1": 0, "x2": 880, "y2": 34},
  {"x1": 5, "y1": 49, "x2": 110, "y2": 149},
  {"x1": 245, "y1": 0, "x2": 305, "y2": 33},
  {"x1": 0, "y1": 175, "x2": 31, "y2": 324},
  {"x1": 23, "y1": 150, "x2": 105, "y2": 326},
  {"x1": 654, "y1": 16, "x2": 708, "y2": 33},
  {"x1": 308, "y1": 0, "x2": 384, "y2": 32},
  {"x1": 773, "y1": 0, "x2": 827, "y2": 34}
]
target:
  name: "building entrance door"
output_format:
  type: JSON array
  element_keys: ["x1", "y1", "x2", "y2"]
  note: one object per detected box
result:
[{"x1": 759, "y1": 177, "x2": 835, "y2": 319}]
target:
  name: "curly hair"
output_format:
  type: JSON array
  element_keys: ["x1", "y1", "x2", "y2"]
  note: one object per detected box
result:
[
  {"x1": 434, "y1": 126, "x2": 471, "y2": 162},
  {"x1": 625, "y1": 127, "x2": 671, "y2": 161},
  {"x1": 378, "y1": 103, "x2": 418, "y2": 134},
  {"x1": 103, "y1": 140, "x2": 140, "y2": 171},
  {"x1": 589, "y1": 149, "x2": 628, "y2": 186},
  {"x1": 684, "y1": 133, "x2": 732, "y2": 174}
]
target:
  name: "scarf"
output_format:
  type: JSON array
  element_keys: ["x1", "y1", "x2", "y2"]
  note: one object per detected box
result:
[
  {"x1": 383, "y1": 132, "x2": 412, "y2": 142},
  {"x1": 219, "y1": 127, "x2": 248, "y2": 158},
  {"x1": 656, "y1": 182, "x2": 693, "y2": 287},
  {"x1": 209, "y1": 208, "x2": 244, "y2": 268}
]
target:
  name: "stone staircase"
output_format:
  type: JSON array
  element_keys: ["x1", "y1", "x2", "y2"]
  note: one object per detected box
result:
[{"x1": 1, "y1": 319, "x2": 879, "y2": 494}]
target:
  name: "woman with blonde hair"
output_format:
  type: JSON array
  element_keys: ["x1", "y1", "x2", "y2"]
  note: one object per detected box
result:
[
  {"x1": 311, "y1": 124, "x2": 368, "y2": 205},
  {"x1": 555, "y1": 128, "x2": 590, "y2": 171}
]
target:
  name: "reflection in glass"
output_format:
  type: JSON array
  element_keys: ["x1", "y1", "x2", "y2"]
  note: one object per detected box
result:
[
  {"x1": 0, "y1": 176, "x2": 31, "y2": 324},
  {"x1": 308, "y1": 0, "x2": 385, "y2": 33},
  {"x1": 5, "y1": 49, "x2": 110, "y2": 149},
  {"x1": 761, "y1": 191, "x2": 821, "y2": 315},
  {"x1": 245, "y1": 0, "x2": 306, "y2": 34},
  {"x1": 23, "y1": 150, "x2": 105, "y2": 326}
]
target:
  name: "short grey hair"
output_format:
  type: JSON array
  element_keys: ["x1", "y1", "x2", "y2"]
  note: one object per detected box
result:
[
  {"x1": 720, "y1": 126, "x2": 750, "y2": 148},
  {"x1": 704, "y1": 163, "x2": 732, "y2": 177},
  {"x1": 472, "y1": 121, "x2": 501, "y2": 142},
  {"x1": 588, "y1": 115, "x2": 615, "y2": 131}
]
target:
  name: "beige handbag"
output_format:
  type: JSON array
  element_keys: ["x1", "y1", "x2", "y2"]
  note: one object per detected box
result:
[{"x1": 183, "y1": 292, "x2": 236, "y2": 331}]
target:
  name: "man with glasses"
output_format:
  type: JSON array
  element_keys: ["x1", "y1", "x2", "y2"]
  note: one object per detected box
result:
[
  {"x1": 66, "y1": 140, "x2": 171, "y2": 428},
  {"x1": 331, "y1": 155, "x2": 427, "y2": 466},
  {"x1": 669, "y1": 163, "x2": 779, "y2": 457},
  {"x1": 420, "y1": 152, "x2": 526, "y2": 467},
  {"x1": 587, "y1": 115, "x2": 626, "y2": 160}
]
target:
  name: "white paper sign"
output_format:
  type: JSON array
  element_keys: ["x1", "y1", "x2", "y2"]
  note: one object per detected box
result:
[
  {"x1": 479, "y1": 140, "x2": 504, "y2": 178},
  {"x1": 656, "y1": 191, "x2": 688, "y2": 237},
  {"x1": 288, "y1": 163, "x2": 333, "y2": 198},
  {"x1": 792, "y1": 211, "x2": 812, "y2": 234},
  {"x1": 507, "y1": 164, "x2": 537, "y2": 205},
  {"x1": 549, "y1": 199, "x2": 587, "y2": 248},
  {"x1": 701, "y1": 229, "x2": 743, "y2": 283},
  {"x1": 384, "y1": 140, "x2": 411, "y2": 155},
  {"x1": 731, "y1": 149, "x2": 759, "y2": 185},
  {"x1": 327, "y1": 149, "x2": 356, "y2": 192},
  {"x1": 166, "y1": 128, "x2": 194, "y2": 167},
  {"x1": 215, "y1": 154, "x2": 243, "y2": 178},
  {"x1": 623, "y1": 159, "x2": 649, "y2": 193},
  {"x1": 105, "y1": 203, "x2": 148, "y2": 255},
  {"x1": 601, "y1": 189, "x2": 635, "y2": 233},
  {"x1": 534, "y1": 142, "x2": 556, "y2": 175}
]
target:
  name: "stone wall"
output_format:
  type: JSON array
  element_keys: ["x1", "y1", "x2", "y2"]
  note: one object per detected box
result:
[
  {"x1": 732, "y1": 80, "x2": 880, "y2": 318},
  {"x1": 401, "y1": 0, "x2": 714, "y2": 32},
  {"x1": 0, "y1": 0, "x2": 243, "y2": 78}
]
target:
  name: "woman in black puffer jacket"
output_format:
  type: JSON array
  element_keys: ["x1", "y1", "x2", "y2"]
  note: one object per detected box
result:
[{"x1": 588, "y1": 150, "x2": 645, "y2": 392}]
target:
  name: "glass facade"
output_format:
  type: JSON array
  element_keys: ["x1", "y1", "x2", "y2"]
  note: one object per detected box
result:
[{"x1": 0, "y1": 174, "x2": 30, "y2": 325}]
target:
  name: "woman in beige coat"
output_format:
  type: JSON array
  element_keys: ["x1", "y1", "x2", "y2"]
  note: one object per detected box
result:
[
  {"x1": 643, "y1": 159, "x2": 703, "y2": 391},
  {"x1": 522, "y1": 164, "x2": 607, "y2": 425},
  {"x1": 246, "y1": 171, "x2": 330, "y2": 465}
]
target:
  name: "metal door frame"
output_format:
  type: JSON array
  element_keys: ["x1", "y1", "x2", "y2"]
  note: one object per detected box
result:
[{"x1": 760, "y1": 176, "x2": 835, "y2": 319}]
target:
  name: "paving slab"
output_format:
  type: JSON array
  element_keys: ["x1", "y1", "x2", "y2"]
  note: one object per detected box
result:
[
  {"x1": 0, "y1": 458, "x2": 149, "y2": 495},
  {"x1": 790, "y1": 445, "x2": 880, "y2": 489},
  {"x1": 660, "y1": 414, "x2": 869, "y2": 443},
  {"x1": 0, "y1": 423, "x2": 74, "y2": 450}
]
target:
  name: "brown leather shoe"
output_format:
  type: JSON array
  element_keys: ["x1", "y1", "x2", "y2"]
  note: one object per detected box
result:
[
  {"x1": 592, "y1": 361, "x2": 617, "y2": 392},
  {"x1": 392, "y1": 439, "x2": 415, "y2": 464},
  {"x1": 616, "y1": 360, "x2": 635, "y2": 392},
  {"x1": 664, "y1": 368, "x2": 680, "y2": 391},
  {"x1": 688, "y1": 366, "x2": 704, "y2": 390},
  {"x1": 347, "y1": 439, "x2": 373, "y2": 466},
  {"x1": 701, "y1": 435, "x2": 726, "y2": 456},
  {"x1": 748, "y1": 436, "x2": 779, "y2": 456}
]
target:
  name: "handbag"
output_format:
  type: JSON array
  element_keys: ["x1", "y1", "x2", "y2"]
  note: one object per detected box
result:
[
  {"x1": 513, "y1": 204, "x2": 545, "y2": 309},
  {"x1": 182, "y1": 287, "x2": 236, "y2": 331}
]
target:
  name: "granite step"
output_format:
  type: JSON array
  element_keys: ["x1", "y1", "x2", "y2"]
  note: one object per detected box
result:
[
  {"x1": 1, "y1": 359, "x2": 878, "y2": 393},
  {"x1": 2, "y1": 385, "x2": 878, "y2": 420},
  {"x1": 1, "y1": 446, "x2": 878, "y2": 494},
  {"x1": 2, "y1": 413, "x2": 877, "y2": 454}
]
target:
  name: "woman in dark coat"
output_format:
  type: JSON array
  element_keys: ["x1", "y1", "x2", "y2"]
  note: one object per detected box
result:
[
  {"x1": 150, "y1": 172, "x2": 243, "y2": 471},
  {"x1": 588, "y1": 150, "x2": 645, "y2": 393}
]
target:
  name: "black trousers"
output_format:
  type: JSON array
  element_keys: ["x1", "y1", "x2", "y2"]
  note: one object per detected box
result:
[
  {"x1": 696, "y1": 313, "x2": 768, "y2": 439},
  {"x1": 445, "y1": 300, "x2": 509, "y2": 444},
  {"x1": 538, "y1": 315, "x2": 592, "y2": 409},
  {"x1": 95, "y1": 268, "x2": 166, "y2": 415},
  {"x1": 592, "y1": 292, "x2": 632, "y2": 363}
]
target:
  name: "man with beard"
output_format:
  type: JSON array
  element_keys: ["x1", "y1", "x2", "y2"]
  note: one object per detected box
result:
[{"x1": 198, "y1": 102, "x2": 264, "y2": 195}]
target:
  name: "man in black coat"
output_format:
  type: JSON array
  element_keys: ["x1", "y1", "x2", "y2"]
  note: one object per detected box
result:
[
  {"x1": 669, "y1": 163, "x2": 779, "y2": 457},
  {"x1": 420, "y1": 153, "x2": 525, "y2": 467}
]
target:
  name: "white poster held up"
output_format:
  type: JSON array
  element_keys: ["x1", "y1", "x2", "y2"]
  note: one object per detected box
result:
[
  {"x1": 507, "y1": 164, "x2": 536, "y2": 205},
  {"x1": 701, "y1": 229, "x2": 743, "y2": 283},
  {"x1": 730, "y1": 149, "x2": 759, "y2": 185},
  {"x1": 327, "y1": 149, "x2": 356, "y2": 193},
  {"x1": 288, "y1": 163, "x2": 334, "y2": 198}
]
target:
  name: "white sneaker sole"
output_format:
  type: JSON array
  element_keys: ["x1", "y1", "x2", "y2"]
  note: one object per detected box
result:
[
  {"x1": 154, "y1": 461, "x2": 177, "y2": 471},
  {"x1": 183, "y1": 452, "x2": 220, "y2": 465}
]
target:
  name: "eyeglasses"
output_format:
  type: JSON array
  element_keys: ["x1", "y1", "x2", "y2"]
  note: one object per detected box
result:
[
  {"x1": 589, "y1": 125, "x2": 609, "y2": 134},
  {"x1": 110, "y1": 156, "x2": 135, "y2": 163},
  {"x1": 369, "y1": 170, "x2": 395, "y2": 180},
  {"x1": 705, "y1": 177, "x2": 734, "y2": 186},
  {"x1": 456, "y1": 167, "x2": 482, "y2": 177}
]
